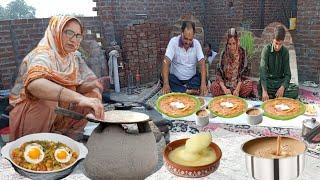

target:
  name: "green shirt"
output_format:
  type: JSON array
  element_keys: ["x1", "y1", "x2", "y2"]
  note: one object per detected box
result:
[{"x1": 259, "y1": 43, "x2": 291, "y2": 89}]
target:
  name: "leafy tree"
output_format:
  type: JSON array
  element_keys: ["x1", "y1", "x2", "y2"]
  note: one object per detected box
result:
[
  {"x1": 0, "y1": 0, "x2": 35, "y2": 20},
  {"x1": 0, "y1": 6, "x2": 6, "y2": 19}
]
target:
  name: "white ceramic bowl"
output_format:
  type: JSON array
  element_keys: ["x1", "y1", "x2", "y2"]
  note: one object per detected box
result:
[
  {"x1": 246, "y1": 108, "x2": 263, "y2": 125},
  {"x1": 1, "y1": 133, "x2": 88, "y2": 180},
  {"x1": 196, "y1": 109, "x2": 210, "y2": 127}
]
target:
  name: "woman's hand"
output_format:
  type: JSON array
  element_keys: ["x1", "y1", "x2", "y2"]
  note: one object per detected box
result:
[
  {"x1": 77, "y1": 97, "x2": 104, "y2": 120},
  {"x1": 233, "y1": 81, "x2": 242, "y2": 97},
  {"x1": 233, "y1": 88, "x2": 240, "y2": 96},
  {"x1": 219, "y1": 82, "x2": 230, "y2": 95},
  {"x1": 223, "y1": 87, "x2": 232, "y2": 95},
  {"x1": 262, "y1": 90, "x2": 269, "y2": 102}
]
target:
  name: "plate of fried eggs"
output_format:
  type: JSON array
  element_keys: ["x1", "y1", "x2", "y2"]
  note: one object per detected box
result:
[{"x1": 1, "y1": 133, "x2": 87, "y2": 179}]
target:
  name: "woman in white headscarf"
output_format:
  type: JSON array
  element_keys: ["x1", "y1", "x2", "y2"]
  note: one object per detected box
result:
[{"x1": 9, "y1": 16, "x2": 104, "y2": 141}]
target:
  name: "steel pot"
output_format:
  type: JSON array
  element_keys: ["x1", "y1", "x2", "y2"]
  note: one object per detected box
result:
[{"x1": 241, "y1": 136, "x2": 307, "y2": 180}]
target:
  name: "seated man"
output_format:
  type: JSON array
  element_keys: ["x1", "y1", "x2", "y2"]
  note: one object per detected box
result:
[
  {"x1": 204, "y1": 42, "x2": 218, "y2": 81},
  {"x1": 204, "y1": 42, "x2": 218, "y2": 65},
  {"x1": 161, "y1": 21, "x2": 208, "y2": 96},
  {"x1": 258, "y1": 26, "x2": 298, "y2": 101}
]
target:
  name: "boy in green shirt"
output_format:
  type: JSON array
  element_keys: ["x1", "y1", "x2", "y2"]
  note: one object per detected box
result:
[{"x1": 258, "y1": 26, "x2": 298, "y2": 101}]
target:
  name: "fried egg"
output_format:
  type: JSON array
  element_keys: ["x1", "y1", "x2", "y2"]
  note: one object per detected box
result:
[
  {"x1": 170, "y1": 101, "x2": 186, "y2": 109},
  {"x1": 23, "y1": 143, "x2": 45, "y2": 164},
  {"x1": 275, "y1": 104, "x2": 290, "y2": 111},
  {"x1": 220, "y1": 101, "x2": 234, "y2": 108},
  {"x1": 54, "y1": 147, "x2": 72, "y2": 163}
]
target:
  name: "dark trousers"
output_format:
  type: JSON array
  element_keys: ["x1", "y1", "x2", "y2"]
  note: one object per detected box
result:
[{"x1": 161, "y1": 73, "x2": 201, "y2": 93}]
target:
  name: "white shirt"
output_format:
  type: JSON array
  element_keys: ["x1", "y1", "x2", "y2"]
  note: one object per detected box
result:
[
  {"x1": 207, "y1": 50, "x2": 218, "y2": 65},
  {"x1": 165, "y1": 35, "x2": 204, "y2": 80}
]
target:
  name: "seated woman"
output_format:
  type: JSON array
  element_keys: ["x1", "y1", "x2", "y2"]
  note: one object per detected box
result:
[
  {"x1": 9, "y1": 16, "x2": 105, "y2": 141},
  {"x1": 210, "y1": 28, "x2": 253, "y2": 97}
]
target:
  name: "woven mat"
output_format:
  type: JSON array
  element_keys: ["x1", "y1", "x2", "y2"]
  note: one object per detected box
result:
[{"x1": 299, "y1": 89, "x2": 320, "y2": 104}]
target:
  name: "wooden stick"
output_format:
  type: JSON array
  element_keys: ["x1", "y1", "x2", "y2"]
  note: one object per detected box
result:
[{"x1": 276, "y1": 136, "x2": 281, "y2": 156}]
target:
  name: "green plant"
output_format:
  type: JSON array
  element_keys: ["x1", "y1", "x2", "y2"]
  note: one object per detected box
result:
[{"x1": 240, "y1": 31, "x2": 255, "y2": 63}]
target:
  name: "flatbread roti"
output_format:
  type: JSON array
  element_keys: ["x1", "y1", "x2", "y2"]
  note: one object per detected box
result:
[
  {"x1": 261, "y1": 97, "x2": 305, "y2": 120},
  {"x1": 156, "y1": 93, "x2": 200, "y2": 118},
  {"x1": 208, "y1": 95, "x2": 247, "y2": 118}
]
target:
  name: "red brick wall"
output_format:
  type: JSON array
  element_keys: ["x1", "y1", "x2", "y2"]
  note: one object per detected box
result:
[
  {"x1": 95, "y1": 0, "x2": 293, "y2": 69},
  {"x1": 0, "y1": 17, "x2": 101, "y2": 89},
  {"x1": 0, "y1": 20, "x2": 17, "y2": 89},
  {"x1": 1, "y1": 0, "x2": 319, "y2": 87},
  {"x1": 243, "y1": 0, "x2": 261, "y2": 29},
  {"x1": 264, "y1": 0, "x2": 291, "y2": 28},
  {"x1": 121, "y1": 23, "x2": 171, "y2": 85},
  {"x1": 204, "y1": 0, "x2": 244, "y2": 51},
  {"x1": 294, "y1": 0, "x2": 320, "y2": 82},
  {"x1": 243, "y1": 0, "x2": 292, "y2": 30},
  {"x1": 0, "y1": 19, "x2": 47, "y2": 89},
  {"x1": 96, "y1": 0, "x2": 205, "y2": 47}
]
